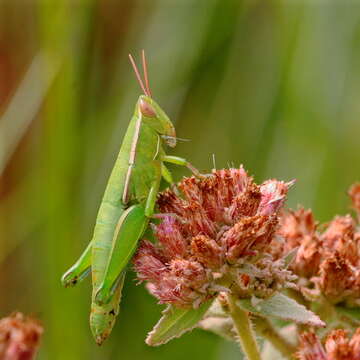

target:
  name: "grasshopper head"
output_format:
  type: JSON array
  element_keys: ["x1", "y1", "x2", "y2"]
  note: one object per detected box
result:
[
  {"x1": 138, "y1": 95, "x2": 176, "y2": 147},
  {"x1": 129, "y1": 51, "x2": 177, "y2": 148}
]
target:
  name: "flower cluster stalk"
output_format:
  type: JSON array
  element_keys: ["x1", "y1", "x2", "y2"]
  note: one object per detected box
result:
[
  {"x1": 252, "y1": 316, "x2": 296, "y2": 359},
  {"x1": 226, "y1": 293, "x2": 261, "y2": 360}
]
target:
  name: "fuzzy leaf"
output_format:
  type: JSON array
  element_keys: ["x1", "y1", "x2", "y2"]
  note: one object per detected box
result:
[
  {"x1": 237, "y1": 292, "x2": 325, "y2": 327},
  {"x1": 146, "y1": 300, "x2": 213, "y2": 346}
]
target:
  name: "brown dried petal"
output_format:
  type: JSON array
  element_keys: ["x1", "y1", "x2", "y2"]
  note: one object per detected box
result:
[
  {"x1": 155, "y1": 217, "x2": 187, "y2": 259},
  {"x1": 227, "y1": 183, "x2": 261, "y2": 221},
  {"x1": 157, "y1": 190, "x2": 187, "y2": 218},
  {"x1": 335, "y1": 236, "x2": 359, "y2": 267},
  {"x1": 278, "y1": 208, "x2": 317, "y2": 248},
  {"x1": 297, "y1": 332, "x2": 327, "y2": 360},
  {"x1": 185, "y1": 202, "x2": 218, "y2": 238},
  {"x1": 325, "y1": 329, "x2": 352, "y2": 360},
  {"x1": 148, "y1": 275, "x2": 185, "y2": 306},
  {"x1": 322, "y1": 215, "x2": 355, "y2": 249},
  {"x1": 179, "y1": 177, "x2": 203, "y2": 204},
  {"x1": 190, "y1": 235, "x2": 223, "y2": 269},
  {"x1": 349, "y1": 328, "x2": 360, "y2": 360},
  {"x1": 318, "y1": 253, "x2": 355, "y2": 303},
  {"x1": 150, "y1": 273, "x2": 204, "y2": 308},
  {"x1": 222, "y1": 215, "x2": 276, "y2": 263},
  {"x1": 133, "y1": 241, "x2": 167, "y2": 282},
  {"x1": 169, "y1": 259, "x2": 209, "y2": 289},
  {"x1": 298, "y1": 329, "x2": 360, "y2": 360},
  {"x1": 293, "y1": 235, "x2": 322, "y2": 278}
]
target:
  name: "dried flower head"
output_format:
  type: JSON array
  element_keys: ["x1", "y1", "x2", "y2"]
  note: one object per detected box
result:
[
  {"x1": 0, "y1": 313, "x2": 43, "y2": 360},
  {"x1": 276, "y1": 207, "x2": 322, "y2": 278},
  {"x1": 317, "y1": 252, "x2": 357, "y2": 303},
  {"x1": 134, "y1": 167, "x2": 294, "y2": 308},
  {"x1": 322, "y1": 215, "x2": 355, "y2": 249},
  {"x1": 297, "y1": 329, "x2": 360, "y2": 360},
  {"x1": 349, "y1": 183, "x2": 360, "y2": 220},
  {"x1": 273, "y1": 183, "x2": 360, "y2": 305}
]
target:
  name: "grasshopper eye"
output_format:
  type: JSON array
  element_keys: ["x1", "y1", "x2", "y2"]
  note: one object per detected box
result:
[{"x1": 139, "y1": 99, "x2": 156, "y2": 118}]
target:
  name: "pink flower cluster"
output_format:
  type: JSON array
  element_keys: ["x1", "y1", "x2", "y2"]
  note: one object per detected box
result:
[
  {"x1": 134, "y1": 167, "x2": 293, "y2": 308},
  {"x1": 272, "y1": 184, "x2": 360, "y2": 305},
  {"x1": 0, "y1": 313, "x2": 43, "y2": 360},
  {"x1": 297, "y1": 330, "x2": 360, "y2": 360}
]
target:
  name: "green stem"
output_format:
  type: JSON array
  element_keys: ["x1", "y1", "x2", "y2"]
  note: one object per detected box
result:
[
  {"x1": 226, "y1": 293, "x2": 261, "y2": 360},
  {"x1": 252, "y1": 316, "x2": 296, "y2": 359},
  {"x1": 315, "y1": 297, "x2": 335, "y2": 324}
]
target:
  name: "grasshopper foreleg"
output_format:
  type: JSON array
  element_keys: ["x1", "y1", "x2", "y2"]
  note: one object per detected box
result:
[
  {"x1": 161, "y1": 155, "x2": 205, "y2": 178},
  {"x1": 61, "y1": 240, "x2": 92, "y2": 287}
]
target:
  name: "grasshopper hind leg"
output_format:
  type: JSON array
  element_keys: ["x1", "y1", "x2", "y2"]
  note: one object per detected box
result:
[{"x1": 94, "y1": 204, "x2": 148, "y2": 305}]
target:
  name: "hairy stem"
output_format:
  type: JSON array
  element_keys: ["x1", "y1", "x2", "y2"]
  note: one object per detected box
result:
[
  {"x1": 226, "y1": 293, "x2": 261, "y2": 360},
  {"x1": 253, "y1": 316, "x2": 296, "y2": 359}
]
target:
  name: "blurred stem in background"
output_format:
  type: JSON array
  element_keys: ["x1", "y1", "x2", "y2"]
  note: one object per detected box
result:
[{"x1": 37, "y1": 1, "x2": 95, "y2": 359}]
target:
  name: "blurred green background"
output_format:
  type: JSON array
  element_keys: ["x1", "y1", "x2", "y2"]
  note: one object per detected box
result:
[{"x1": 1, "y1": 0, "x2": 360, "y2": 359}]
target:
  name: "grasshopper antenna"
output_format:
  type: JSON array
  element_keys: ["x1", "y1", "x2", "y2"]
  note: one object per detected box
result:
[
  {"x1": 212, "y1": 154, "x2": 217, "y2": 171},
  {"x1": 129, "y1": 53, "x2": 149, "y2": 96},
  {"x1": 161, "y1": 135, "x2": 190, "y2": 143},
  {"x1": 141, "y1": 50, "x2": 152, "y2": 98}
]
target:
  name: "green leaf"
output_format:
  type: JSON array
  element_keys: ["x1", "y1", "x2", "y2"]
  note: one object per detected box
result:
[
  {"x1": 237, "y1": 292, "x2": 325, "y2": 327},
  {"x1": 336, "y1": 305, "x2": 360, "y2": 324},
  {"x1": 146, "y1": 300, "x2": 214, "y2": 346}
]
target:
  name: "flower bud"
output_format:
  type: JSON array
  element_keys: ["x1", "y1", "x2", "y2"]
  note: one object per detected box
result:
[
  {"x1": 258, "y1": 179, "x2": 294, "y2": 216},
  {"x1": 0, "y1": 313, "x2": 43, "y2": 360}
]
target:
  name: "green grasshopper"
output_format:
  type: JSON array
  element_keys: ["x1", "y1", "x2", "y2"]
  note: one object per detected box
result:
[{"x1": 61, "y1": 51, "x2": 202, "y2": 345}]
